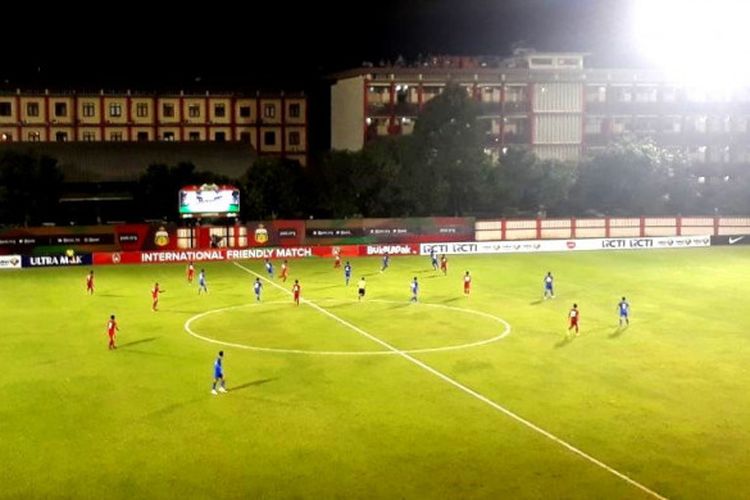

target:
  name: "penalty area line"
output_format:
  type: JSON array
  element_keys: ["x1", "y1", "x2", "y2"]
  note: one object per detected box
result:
[{"x1": 231, "y1": 260, "x2": 667, "y2": 500}]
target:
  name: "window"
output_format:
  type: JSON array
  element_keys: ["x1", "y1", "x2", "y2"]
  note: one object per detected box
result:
[
  {"x1": 288, "y1": 103, "x2": 301, "y2": 118},
  {"x1": 109, "y1": 103, "x2": 122, "y2": 117},
  {"x1": 662, "y1": 116, "x2": 682, "y2": 133},
  {"x1": 263, "y1": 104, "x2": 276, "y2": 118},
  {"x1": 137, "y1": 131, "x2": 149, "y2": 141},
  {"x1": 110, "y1": 132, "x2": 123, "y2": 141},
  {"x1": 585, "y1": 86, "x2": 606, "y2": 103},
  {"x1": 55, "y1": 131, "x2": 68, "y2": 142},
  {"x1": 82, "y1": 102, "x2": 95, "y2": 117},
  {"x1": 136, "y1": 103, "x2": 149, "y2": 117},
  {"x1": 635, "y1": 86, "x2": 658, "y2": 103},
  {"x1": 214, "y1": 131, "x2": 226, "y2": 142},
  {"x1": 612, "y1": 86, "x2": 634, "y2": 103},
  {"x1": 239, "y1": 106, "x2": 251, "y2": 118},
  {"x1": 263, "y1": 130, "x2": 276, "y2": 145},
  {"x1": 289, "y1": 131, "x2": 300, "y2": 146},
  {"x1": 239, "y1": 132, "x2": 251, "y2": 142},
  {"x1": 82, "y1": 131, "x2": 96, "y2": 142},
  {"x1": 0, "y1": 102, "x2": 12, "y2": 116},
  {"x1": 163, "y1": 103, "x2": 174, "y2": 118},
  {"x1": 504, "y1": 86, "x2": 527, "y2": 102},
  {"x1": 188, "y1": 105, "x2": 200, "y2": 117},
  {"x1": 28, "y1": 131, "x2": 41, "y2": 142},
  {"x1": 54, "y1": 102, "x2": 67, "y2": 116},
  {"x1": 163, "y1": 131, "x2": 175, "y2": 141},
  {"x1": 189, "y1": 132, "x2": 200, "y2": 141},
  {"x1": 26, "y1": 102, "x2": 39, "y2": 117},
  {"x1": 584, "y1": 116, "x2": 604, "y2": 134},
  {"x1": 214, "y1": 104, "x2": 225, "y2": 118}
]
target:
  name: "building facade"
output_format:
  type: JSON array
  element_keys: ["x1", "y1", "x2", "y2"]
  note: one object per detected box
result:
[
  {"x1": 0, "y1": 90, "x2": 308, "y2": 166},
  {"x1": 331, "y1": 51, "x2": 750, "y2": 164}
]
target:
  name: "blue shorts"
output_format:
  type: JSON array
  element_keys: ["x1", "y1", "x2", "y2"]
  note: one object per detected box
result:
[
  {"x1": 214, "y1": 370, "x2": 223, "y2": 379},
  {"x1": 620, "y1": 311, "x2": 628, "y2": 317}
]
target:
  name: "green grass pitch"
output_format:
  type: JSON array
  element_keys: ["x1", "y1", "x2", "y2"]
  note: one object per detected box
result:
[{"x1": 1, "y1": 247, "x2": 750, "y2": 499}]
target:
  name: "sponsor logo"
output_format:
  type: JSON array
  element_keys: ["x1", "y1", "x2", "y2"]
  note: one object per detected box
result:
[
  {"x1": 254, "y1": 224, "x2": 269, "y2": 244},
  {"x1": 154, "y1": 226, "x2": 170, "y2": 247},
  {"x1": 729, "y1": 236, "x2": 745, "y2": 244},
  {"x1": 366, "y1": 245, "x2": 414, "y2": 255},
  {"x1": 602, "y1": 239, "x2": 654, "y2": 248},
  {"x1": 566, "y1": 241, "x2": 576, "y2": 249},
  {"x1": 111, "y1": 252, "x2": 122, "y2": 264},
  {"x1": 27, "y1": 255, "x2": 85, "y2": 267},
  {"x1": 0, "y1": 255, "x2": 22, "y2": 269}
]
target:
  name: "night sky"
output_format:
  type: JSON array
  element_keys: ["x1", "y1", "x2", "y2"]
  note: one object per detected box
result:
[{"x1": 2, "y1": 0, "x2": 638, "y2": 91}]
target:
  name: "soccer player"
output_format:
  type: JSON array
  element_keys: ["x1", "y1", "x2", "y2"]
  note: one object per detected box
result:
[
  {"x1": 280, "y1": 260, "x2": 289, "y2": 282},
  {"x1": 333, "y1": 248, "x2": 341, "y2": 269},
  {"x1": 198, "y1": 269, "x2": 208, "y2": 294},
  {"x1": 86, "y1": 270, "x2": 95, "y2": 295},
  {"x1": 151, "y1": 282, "x2": 164, "y2": 311},
  {"x1": 358, "y1": 277, "x2": 366, "y2": 301},
  {"x1": 265, "y1": 258, "x2": 274, "y2": 278},
  {"x1": 211, "y1": 351, "x2": 227, "y2": 395},
  {"x1": 568, "y1": 304, "x2": 580, "y2": 335},
  {"x1": 463, "y1": 271, "x2": 471, "y2": 295},
  {"x1": 186, "y1": 261, "x2": 195, "y2": 284},
  {"x1": 410, "y1": 277, "x2": 419, "y2": 302},
  {"x1": 543, "y1": 272, "x2": 555, "y2": 299},
  {"x1": 344, "y1": 261, "x2": 352, "y2": 286},
  {"x1": 618, "y1": 297, "x2": 630, "y2": 326},
  {"x1": 430, "y1": 249, "x2": 439, "y2": 271},
  {"x1": 440, "y1": 255, "x2": 448, "y2": 275},
  {"x1": 380, "y1": 252, "x2": 390, "y2": 273},
  {"x1": 292, "y1": 279, "x2": 301, "y2": 305},
  {"x1": 253, "y1": 278, "x2": 263, "y2": 302},
  {"x1": 106, "y1": 314, "x2": 118, "y2": 350}
]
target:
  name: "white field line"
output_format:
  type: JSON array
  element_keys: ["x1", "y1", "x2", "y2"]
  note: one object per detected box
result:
[
  {"x1": 232, "y1": 261, "x2": 667, "y2": 500},
  {"x1": 184, "y1": 299, "x2": 510, "y2": 355}
]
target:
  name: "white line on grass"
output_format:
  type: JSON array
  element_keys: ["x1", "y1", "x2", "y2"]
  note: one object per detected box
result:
[
  {"x1": 184, "y1": 299, "x2": 511, "y2": 355},
  {"x1": 232, "y1": 261, "x2": 667, "y2": 500}
]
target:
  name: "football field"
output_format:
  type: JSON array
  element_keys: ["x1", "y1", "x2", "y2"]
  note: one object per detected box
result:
[{"x1": 1, "y1": 247, "x2": 750, "y2": 499}]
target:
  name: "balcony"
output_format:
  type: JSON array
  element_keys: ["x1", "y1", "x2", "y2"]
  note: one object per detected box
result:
[
  {"x1": 503, "y1": 101, "x2": 529, "y2": 113},
  {"x1": 393, "y1": 102, "x2": 419, "y2": 116}
]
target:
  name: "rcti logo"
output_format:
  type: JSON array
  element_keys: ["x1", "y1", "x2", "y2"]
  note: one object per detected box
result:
[
  {"x1": 154, "y1": 226, "x2": 169, "y2": 247},
  {"x1": 254, "y1": 224, "x2": 269, "y2": 244}
]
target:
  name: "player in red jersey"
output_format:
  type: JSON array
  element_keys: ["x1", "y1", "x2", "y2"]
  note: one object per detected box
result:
[
  {"x1": 440, "y1": 255, "x2": 448, "y2": 275},
  {"x1": 333, "y1": 248, "x2": 341, "y2": 269},
  {"x1": 292, "y1": 279, "x2": 301, "y2": 305},
  {"x1": 186, "y1": 261, "x2": 195, "y2": 284},
  {"x1": 86, "y1": 270, "x2": 95, "y2": 295},
  {"x1": 151, "y1": 282, "x2": 164, "y2": 311},
  {"x1": 107, "y1": 314, "x2": 119, "y2": 350},
  {"x1": 280, "y1": 260, "x2": 289, "y2": 282},
  {"x1": 463, "y1": 271, "x2": 471, "y2": 295},
  {"x1": 568, "y1": 304, "x2": 580, "y2": 336}
]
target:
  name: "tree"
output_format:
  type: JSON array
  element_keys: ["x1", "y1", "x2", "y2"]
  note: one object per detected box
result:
[
  {"x1": 0, "y1": 151, "x2": 64, "y2": 226},
  {"x1": 571, "y1": 138, "x2": 682, "y2": 216},
  {"x1": 242, "y1": 157, "x2": 306, "y2": 219},
  {"x1": 484, "y1": 147, "x2": 577, "y2": 216},
  {"x1": 408, "y1": 84, "x2": 491, "y2": 215}
]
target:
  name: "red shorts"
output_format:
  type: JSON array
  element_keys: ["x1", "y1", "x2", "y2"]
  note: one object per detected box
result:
[{"x1": 293, "y1": 293, "x2": 300, "y2": 300}]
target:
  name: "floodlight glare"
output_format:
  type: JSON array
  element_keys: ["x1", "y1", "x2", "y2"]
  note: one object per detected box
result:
[{"x1": 633, "y1": 0, "x2": 750, "y2": 88}]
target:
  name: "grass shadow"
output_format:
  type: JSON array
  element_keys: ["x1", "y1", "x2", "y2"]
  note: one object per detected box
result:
[
  {"x1": 529, "y1": 299, "x2": 544, "y2": 305},
  {"x1": 554, "y1": 334, "x2": 575, "y2": 348},
  {"x1": 230, "y1": 378, "x2": 278, "y2": 392},
  {"x1": 609, "y1": 325, "x2": 628, "y2": 339},
  {"x1": 118, "y1": 337, "x2": 158, "y2": 349}
]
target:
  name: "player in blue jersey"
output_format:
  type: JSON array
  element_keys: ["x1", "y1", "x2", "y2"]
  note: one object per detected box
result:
[
  {"x1": 211, "y1": 351, "x2": 227, "y2": 395},
  {"x1": 344, "y1": 261, "x2": 352, "y2": 286},
  {"x1": 618, "y1": 297, "x2": 630, "y2": 326},
  {"x1": 198, "y1": 269, "x2": 208, "y2": 294},
  {"x1": 265, "y1": 258, "x2": 274, "y2": 278},
  {"x1": 430, "y1": 248, "x2": 439, "y2": 270},
  {"x1": 253, "y1": 278, "x2": 263, "y2": 302},
  {"x1": 410, "y1": 277, "x2": 419, "y2": 302},
  {"x1": 380, "y1": 252, "x2": 390, "y2": 273},
  {"x1": 543, "y1": 272, "x2": 554, "y2": 299}
]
